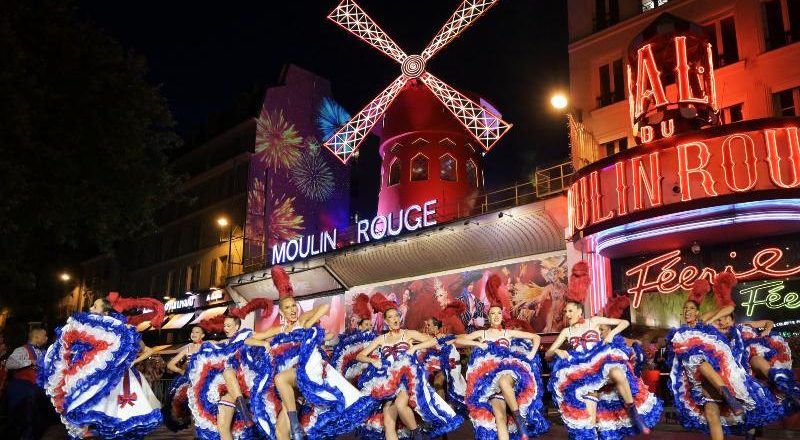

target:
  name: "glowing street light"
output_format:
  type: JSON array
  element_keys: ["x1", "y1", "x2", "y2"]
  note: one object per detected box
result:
[
  {"x1": 216, "y1": 217, "x2": 229, "y2": 227},
  {"x1": 550, "y1": 93, "x2": 568, "y2": 110},
  {"x1": 59, "y1": 272, "x2": 71, "y2": 282},
  {"x1": 216, "y1": 216, "x2": 233, "y2": 277}
]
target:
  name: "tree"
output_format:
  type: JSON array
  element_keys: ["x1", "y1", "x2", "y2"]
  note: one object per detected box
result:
[{"x1": 0, "y1": 0, "x2": 181, "y2": 317}]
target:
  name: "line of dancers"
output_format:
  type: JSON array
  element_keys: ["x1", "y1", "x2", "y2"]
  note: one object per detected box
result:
[{"x1": 36, "y1": 263, "x2": 800, "y2": 439}]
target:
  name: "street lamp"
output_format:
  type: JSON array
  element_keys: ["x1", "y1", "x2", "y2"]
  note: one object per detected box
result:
[
  {"x1": 59, "y1": 272, "x2": 71, "y2": 282},
  {"x1": 550, "y1": 93, "x2": 568, "y2": 110},
  {"x1": 216, "y1": 216, "x2": 233, "y2": 277}
]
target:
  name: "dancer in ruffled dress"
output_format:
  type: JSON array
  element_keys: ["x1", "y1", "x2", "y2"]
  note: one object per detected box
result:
[
  {"x1": 547, "y1": 262, "x2": 661, "y2": 440},
  {"x1": 246, "y1": 266, "x2": 374, "y2": 440},
  {"x1": 666, "y1": 273, "x2": 782, "y2": 440},
  {"x1": 332, "y1": 293, "x2": 378, "y2": 385},
  {"x1": 419, "y1": 306, "x2": 468, "y2": 416},
  {"x1": 356, "y1": 292, "x2": 463, "y2": 440},
  {"x1": 457, "y1": 273, "x2": 548, "y2": 440},
  {"x1": 40, "y1": 294, "x2": 164, "y2": 440},
  {"x1": 163, "y1": 325, "x2": 206, "y2": 432}
]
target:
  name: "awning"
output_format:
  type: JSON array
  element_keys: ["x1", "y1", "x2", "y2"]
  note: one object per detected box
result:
[
  {"x1": 161, "y1": 312, "x2": 195, "y2": 330},
  {"x1": 191, "y1": 306, "x2": 228, "y2": 324}
]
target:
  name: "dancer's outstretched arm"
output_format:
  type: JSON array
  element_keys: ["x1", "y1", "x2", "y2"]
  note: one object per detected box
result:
[
  {"x1": 454, "y1": 331, "x2": 487, "y2": 349},
  {"x1": 133, "y1": 341, "x2": 154, "y2": 365},
  {"x1": 545, "y1": 329, "x2": 569, "y2": 360},
  {"x1": 743, "y1": 319, "x2": 774, "y2": 336},
  {"x1": 356, "y1": 337, "x2": 383, "y2": 369},
  {"x1": 300, "y1": 303, "x2": 331, "y2": 328},
  {"x1": 591, "y1": 316, "x2": 629, "y2": 343},
  {"x1": 701, "y1": 305, "x2": 735, "y2": 326},
  {"x1": 405, "y1": 330, "x2": 436, "y2": 355}
]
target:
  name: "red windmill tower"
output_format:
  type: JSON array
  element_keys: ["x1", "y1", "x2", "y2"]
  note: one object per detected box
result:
[{"x1": 324, "y1": 0, "x2": 511, "y2": 222}]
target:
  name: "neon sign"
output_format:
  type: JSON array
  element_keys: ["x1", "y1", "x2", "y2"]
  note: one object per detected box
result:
[
  {"x1": 624, "y1": 247, "x2": 800, "y2": 308},
  {"x1": 272, "y1": 199, "x2": 438, "y2": 265},
  {"x1": 739, "y1": 280, "x2": 800, "y2": 317},
  {"x1": 566, "y1": 124, "x2": 800, "y2": 238}
]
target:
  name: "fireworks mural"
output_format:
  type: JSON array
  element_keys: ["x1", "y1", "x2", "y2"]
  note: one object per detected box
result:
[
  {"x1": 244, "y1": 66, "x2": 352, "y2": 265},
  {"x1": 291, "y1": 138, "x2": 335, "y2": 202},
  {"x1": 316, "y1": 96, "x2": 352, "y2": 141},
  {"x1": 255, "y1": 108, "x2": 303, "y2": 171}
]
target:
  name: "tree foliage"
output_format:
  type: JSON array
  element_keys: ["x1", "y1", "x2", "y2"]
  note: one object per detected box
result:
[{"x1": 0, "y1": 0, "x2": 181, "y2": 297}]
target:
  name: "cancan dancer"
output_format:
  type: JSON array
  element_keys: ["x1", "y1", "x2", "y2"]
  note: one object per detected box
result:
[
  {"x1": 547, "y1": 262, "x2": 662, "y2": 440},
  {"x1": 163, "y1": 325, "x2": 206, "y2": 432},
  {"x1": 419, "y1": 306, "x2": 468, "y2": 417},
  {"x1": 356, "y1": 292, "x2": 463, "y2": 440},
  {"x1": 456, "y1": 273, "x2": 549, "y2": 440},
  {"x1": 40, "y1": 293, "x2": 164, "y2": 440}
]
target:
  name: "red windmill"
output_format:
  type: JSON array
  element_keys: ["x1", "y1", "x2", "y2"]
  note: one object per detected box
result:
[{"x1": 325, "y1": 0, "x2": 512, "y2": 221}]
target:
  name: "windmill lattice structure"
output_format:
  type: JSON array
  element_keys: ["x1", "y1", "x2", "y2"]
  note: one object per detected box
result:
[{"x1": 324, "y1": 0, "x2": 512, "y2": 164}]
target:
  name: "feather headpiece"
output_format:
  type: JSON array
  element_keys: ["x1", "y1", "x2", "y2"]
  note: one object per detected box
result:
[
  {"x1": 107, "y1": 292, "x2": 165, "y2": 329},
  {"x1": 567, "y1": 261, "x2": 590, "y2": 303},
  {"x1": 689, "y1": 278, "x2": 710, "y2": 305},
  {"x1": 369, "y1": 292, "x2": 397, "y2": 314},
  {"x1": 352, "y1": 293, "x2": 373, "y2": 321},
  {"x1": 604, "y1": 295, "x2": 631, "y2": 319},
  {"x1": 230, "y1": 298, "x2": 274, "y2": 319},
  {"x1": 713, "y1": 271, "x2": 737, "y2": 308},
  {"x1": 485, "y1": 273, "x2": 511, "y2": 318},
  {"x1": 271, "y1": 265, "x2": 294, "y2": 299}
]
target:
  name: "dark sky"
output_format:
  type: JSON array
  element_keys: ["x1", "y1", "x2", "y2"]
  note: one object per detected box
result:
[{"x1": 77, "y1": 0, "x2": 569, "y2": 200}]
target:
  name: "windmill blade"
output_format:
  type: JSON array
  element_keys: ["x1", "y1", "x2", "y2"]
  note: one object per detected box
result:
[
  {"x1": 421, "y1": 0, "x2": 500, "y2": 62},
  {"x1": 323, "y1": 75, "x2": 409, "y2": 164},
  {"x1": 420, "y1": 72, "x2": 512, "y2": 151},
  {"x1": 328, "y1": 0, "x2": 408, "y2": 65}
]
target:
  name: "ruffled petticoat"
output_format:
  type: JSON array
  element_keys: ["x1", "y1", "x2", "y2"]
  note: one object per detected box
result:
[
  {"x1": 250, "y1": 326, "x2": 375, "y2": 439},
  {"x1": 667, "y1": 323, "x2": 782, "y2": 435},
  {"x1": 330, "y1": 330, "x2": 377, "y2": 384},
  {"x1": 357, "y1": 350, "x2": 463, "y2": 439},
  {"x1": 186, "y1": 329, "x2": 262, "y2": 440},
  {"x1": 549, "y1": 337, "x2": 662, "y2": 440},
  {"x1": 466, "y1": 339, "x2": 549, "y2": 440},
  {"x1": 419, "y1": 335, "x2": 468, "y2": 416},
  {"x1": 740, "y1": 324, "x2": 800, "y2": 414},
  {"x1": 40, "y1": 312, "x2": 162, "y2": 440},
  {"x1": 163, "y1": 373, "x2": 191, "y2": 431}
]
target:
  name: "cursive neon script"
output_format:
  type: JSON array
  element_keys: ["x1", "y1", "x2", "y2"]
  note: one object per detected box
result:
[
  {"x1": 625, "y1": 247, "x2": 800, "y2": 308},
  {"x1": 739, "y1": 280, "x2": 800, "y2": 317}
]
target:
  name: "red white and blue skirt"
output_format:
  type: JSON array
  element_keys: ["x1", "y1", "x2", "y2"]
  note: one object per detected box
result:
[
  {"x1": 549, "y1": 337, "x2": 661, "y2": 440},
  {"x1": 40, "y1": 312, "x2": 162, "y2": 440},
  {"x1": 163, "y1": 372, "x2": 191, "y2": 432},
  {"x1": 186, "y1": 329, "x2": 263, "y2": 440},
  {"x1": 250, "y1": 326, "x2": 375, "y2": 439},
  {"x1": 739, "y1": 324, "x2": 800, "y2": 413},
  {"x1": 419, "y1": 335, "x2": 468, "y2": 416},
  {"x1": 630, "y1": 342, "x2": 646, "y2": 378},
  {"x1": 357, "y1": 349, "x2": 463, "y2": 439},
  {"x1": 667, "y1": 323, "x2": 782, "y2": 434},
  {"x1": 466, "y1": 339, "x2": 549, "y2": 439},
  {"x1": 331, "y1": 330, "x2": 377, "y2": 385}
]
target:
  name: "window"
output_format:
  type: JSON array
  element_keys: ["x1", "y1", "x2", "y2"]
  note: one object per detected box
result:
[
  {"x1": 165, "y1": 270, "x2": 175, "y2": 296},
  {"x1": 466, "y1": 160, "x2": 478, "y2": 188},
  {"x1": 388, "y1": 158, "x2": 401, "y2": 186},
  {"x1": 595, "y1": 0, "x2": 620, "y2": 31},
  {"x1": 410, "y1": 154, "x2": 429, "y2": 181},
  {"x1": 209, "y1": 258, "x2": 218, "y2": 287},
  {"x1": 641, "y1": 0, "x2": 668, "y2": 12},
  {"x1": 602, "y1": 137, "x2": 628, "y2": 157},
  {"x1": 720, "y1": 103, "x2": 744, "y2": 124},
  {"x1": 773, "y1": 87, "x2": 800, "y2": 116},
  {"x1": 188, "y1": 263, "x2": 200, "y2": 291},
  {"x1": 598, "y1": 59, "x2": 625, "y2": 107},
  {"x1": 439, "y1": 154, "x2": 457, "y2": 182},
  {"x1": 763, "y1": 0, "x2": 800, "y2": 50},
  {"x1": 703, "y1": 17, "x2": 739, "y2": 67}
]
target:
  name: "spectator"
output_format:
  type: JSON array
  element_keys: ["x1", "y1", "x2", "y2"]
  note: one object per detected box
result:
[{"x1": 5, "y1": 327, "x2": 53, "y2": 440}]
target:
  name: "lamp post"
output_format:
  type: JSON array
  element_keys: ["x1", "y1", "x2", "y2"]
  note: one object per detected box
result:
[{"x1": 217, "y1": 217, "x2": 233, "y2": 277}]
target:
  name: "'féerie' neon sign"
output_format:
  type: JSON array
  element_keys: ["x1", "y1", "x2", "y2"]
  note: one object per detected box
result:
[
  {"x1": 739, "y1": 280, "x2": 800, "y2": 317},
  {"x1": 625, "y1": 247, "x2": 800, "y2": 308}
]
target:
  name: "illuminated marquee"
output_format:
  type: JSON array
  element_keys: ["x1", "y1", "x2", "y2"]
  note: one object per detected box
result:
[
  {"x1": 567, "y1": 122, "x2": 800, "y2": 238},
  {"x1": 624, "y1": 247, "x2": 800, "y2": 308},
  {"x1": 272, "y1": 199, "x2": 438, "y2": 265}
]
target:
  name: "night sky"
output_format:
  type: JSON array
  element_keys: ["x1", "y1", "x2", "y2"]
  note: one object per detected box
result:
[{"x1": 78, "y1": 0, "x2": 569, "y2": 213}]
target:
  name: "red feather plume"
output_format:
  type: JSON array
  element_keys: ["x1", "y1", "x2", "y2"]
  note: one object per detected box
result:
[
  {"x1": 604, "y1": 295, "x2": 631, "y2": 319},
  {"x1": 485, "y1": 273, "x2": 511, "y2": 314},
  {"x1": 567, "y1": 261, "x2": 590, "y2": 303},
  {"x1": 271, "y1": 266, "x2": 294, "y2": 299},
  {"x1": 352, "y1": 293, "x2": 373, "y2": 321},
  {"x1": 198, "y1": 314, "x2": 226, "y2": 334},
  {"x1": 713, "y1": 271, "x2": 737, "y2": 308},
  {"x1": 436, "y1": 301, "x2": 466, "y2": 334},
  {"x1": 107, "y1": 292, "x2": 166, "y2": 329},
  {"x1": 689, "y1": 278, "x2": 710, "y2": 305},
  {"x1": 230, "y1": 298, "x2": 274, "y2": 319},
  {"x1": 369, "y1": 292, "x2": 397, "y2": 314}
]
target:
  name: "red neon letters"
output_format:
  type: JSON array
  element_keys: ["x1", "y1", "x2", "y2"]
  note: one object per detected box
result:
[{"x1": 625, "y1": 247, "x2": 800, "y2": 308}]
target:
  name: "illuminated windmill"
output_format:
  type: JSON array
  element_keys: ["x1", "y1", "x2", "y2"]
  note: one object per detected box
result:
[{"x1": 325, "y1": 0, "x2": 511, "y2": 220}]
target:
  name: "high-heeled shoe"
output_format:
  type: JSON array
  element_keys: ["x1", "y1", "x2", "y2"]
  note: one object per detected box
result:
[
  {"x1": 513, "y1": 410, "x2": 531, "y2": 437},
  {"x1": 287, "y1": 411, "x2": 306, "y2": 440},
  {"x1": 234, "y1": 396, "x2": 253, "y2": 426},
  {"x1": 625, "y1": 403, "x2": 650, "y2": 435}
]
